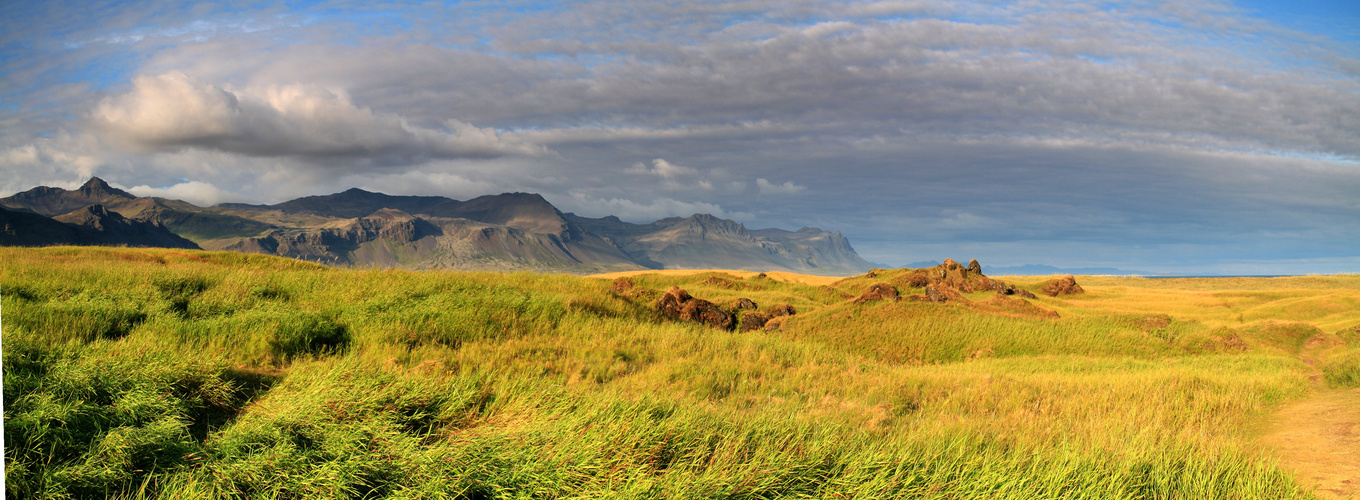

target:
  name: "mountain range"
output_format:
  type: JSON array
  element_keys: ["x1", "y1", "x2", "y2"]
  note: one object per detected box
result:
[{"x1": 0, "y1": 178, "x2": 873, "y2": 275}]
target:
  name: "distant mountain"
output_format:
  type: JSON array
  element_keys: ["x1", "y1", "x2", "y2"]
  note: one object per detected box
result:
[
  {"x1": 2, "y1": 177, "x2": 137, "y2": 215},
  {"x1": 566, "y1": 213, "x2": 873, "y2": 275},
  {"x1": 0, "y1": 204, "x2": 199, "y2": 249},
  {"x1": 2, "y1": 178, "x2": 874, "y2": 274},
  {"x1": 3, "y1": 177, "x2": 272, "y2": 242},
  {"x1": 983, "y1": 264, "x2": 1152, "y2": 276}
]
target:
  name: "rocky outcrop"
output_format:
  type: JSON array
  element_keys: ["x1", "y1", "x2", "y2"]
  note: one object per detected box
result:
[
  {"x1": 655, "y1": 286, "x2": 736, "y2": 330},
  {"x1": 733, "y1": 298, "x2": 758, "y2": 310},
  {"x1": 924, "y1": 284, "x2": 965, "y2": 303},
  {"x1": 854, "y1": 283, "x2": 900, "y2": 303},
  {"x1": 768, "y1": 303, "x2": 797, "y2": 317},
  {"x1": 1041, "y1": 276, "x2": 1085, "y2": 296}
]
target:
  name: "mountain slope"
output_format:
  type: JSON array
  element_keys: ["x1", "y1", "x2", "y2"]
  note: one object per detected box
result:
[
  {"x1": 566, "y1": 213, "x2": 873, "y2": 275},
  {"x1": 0, "y1": 204, "x2": 199, "y2": 249}
]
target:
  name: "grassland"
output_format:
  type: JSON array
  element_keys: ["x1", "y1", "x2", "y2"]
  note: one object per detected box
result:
[{"x1": 2, "y1": 247, "x2": 1358, "y2": 499}]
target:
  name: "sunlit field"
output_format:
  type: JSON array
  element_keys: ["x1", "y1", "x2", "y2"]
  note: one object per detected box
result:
[{"x1": 4, "y1": 247, "x2": 1358, "y2": 499}]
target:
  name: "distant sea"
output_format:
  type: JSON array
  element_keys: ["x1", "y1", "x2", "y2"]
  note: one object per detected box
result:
[{"x1": 1143, "y1": 275, "x2": 1296, "y2": 279}]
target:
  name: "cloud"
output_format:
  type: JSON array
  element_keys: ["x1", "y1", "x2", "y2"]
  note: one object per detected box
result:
[
  {"x1": 126, "y1": 180, "x2": 235, "y2": 206},
  {"x1": 92, "y1": 72, "x2": 545, "y2": 165},
  {"x1": 623, "y1": 158, "x2": 715, "y2": 191},
  {"x1": 756, "y1": 178, "x2": 807, "y2": 195},
  {"x1": 625, "y1": 158, "x2": 697, "y2": 179}
]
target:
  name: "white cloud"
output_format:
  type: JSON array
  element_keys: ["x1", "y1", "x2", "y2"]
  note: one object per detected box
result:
[
  {"x1": 625, "y1": 158, "x2": 696, "y2": 179},
  {"x1": 92, "y1": 72, "x2": 546, "y2": 164},
  {"x1": 756, "y1": 178, "x2": 807, "y2": 195},
  {"x1": 623, "y1": 158, "x2": 715, "y2": 191},
  {"x1": 127, "y1": 181, "x2": 235, "y2": 206}
]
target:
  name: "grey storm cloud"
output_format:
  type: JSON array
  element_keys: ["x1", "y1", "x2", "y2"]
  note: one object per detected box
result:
[{"x1": 2, "y1": 0, "x2": 1358, "y2": 273}]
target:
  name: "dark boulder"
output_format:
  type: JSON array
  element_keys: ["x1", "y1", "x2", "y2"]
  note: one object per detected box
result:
[
  {"x1": 1041, "y1": 276, "x2": 1085, "y2": 297},
  {"x1": 739, "y1": 311, "x2": 772, "y2": 332},
  {"x1": 733, "y1": 297, "x2": 758, "y2": 310},
  {"x1": 967, "y1": 259, "x2": 982, "y2": 275},
  {"x1": 854, "y1": 283, "x2": 900, "y2": 303},
  {"x1": 769, "y1": 303, "x2": 797, "y2": 317}
]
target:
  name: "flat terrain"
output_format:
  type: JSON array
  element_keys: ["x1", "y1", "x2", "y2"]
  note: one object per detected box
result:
[
  {"x1": 1263, "y1": 389, "x2": 1360, "y2": 499},
  {"x1": 3, "y1": 247, "x2": 1358, "y2": 499}
]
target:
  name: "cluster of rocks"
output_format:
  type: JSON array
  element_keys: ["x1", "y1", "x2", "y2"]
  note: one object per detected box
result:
[
  {"x1": 656, "y1": 286, "x2": 735, "y2": 330},
  {"x1": 854, "y1": 259, "x2": 1051, "y2": 305},
  {"x1": 647, "y1": 285, "x2": 796, "y2": 332}
]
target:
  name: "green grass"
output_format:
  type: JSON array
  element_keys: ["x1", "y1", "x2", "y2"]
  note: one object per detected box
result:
[{"x1": 3, "y1": 247, "x2": 1355, "y2": 499}]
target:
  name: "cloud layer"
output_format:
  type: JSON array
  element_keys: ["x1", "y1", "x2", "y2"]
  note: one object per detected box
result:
[{"x1": 1, "y1": 0, "x2": 1358, "y2": 273}]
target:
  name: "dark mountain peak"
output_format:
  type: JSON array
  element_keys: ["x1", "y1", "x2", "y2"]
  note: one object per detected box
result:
[
  {"x1": 78, "y1": 177, "x2": 135, "y2": 199},
  {"x1": 447, "y1": 192, "x2": 566, "y2": 234},
  {"x1": 55, "y1": 204, "x2": 123, "y2": 227},
  {"x1": 339, "y1": 187, "x2": 377, "y2": 197},
  {"x1": 683, "y1": 213, "x2": 746, "y2": 232}
]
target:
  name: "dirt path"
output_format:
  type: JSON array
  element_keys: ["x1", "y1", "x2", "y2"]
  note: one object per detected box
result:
[{"x1": 1261, "y1": 388, "x2": 1360, "y2": 499}]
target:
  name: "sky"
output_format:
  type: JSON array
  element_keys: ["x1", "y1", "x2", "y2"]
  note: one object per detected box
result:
[{"x1": 1, "y1": 0, "x2": 1357, "y2": 274}]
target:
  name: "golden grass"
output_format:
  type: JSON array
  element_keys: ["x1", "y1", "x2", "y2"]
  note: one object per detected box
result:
[{"x1": 4, "y1": 247, "x2": 1358, "y2": 498}]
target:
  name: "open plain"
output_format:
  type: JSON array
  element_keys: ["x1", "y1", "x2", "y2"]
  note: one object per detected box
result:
[{"x1": 3, "y1": 247, "x2": 1358, "y2": 499}]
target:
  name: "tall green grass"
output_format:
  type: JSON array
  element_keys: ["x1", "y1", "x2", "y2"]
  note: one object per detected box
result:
[{"x1": 3, "y1": 247, "x2": 1351, "y2": 499}]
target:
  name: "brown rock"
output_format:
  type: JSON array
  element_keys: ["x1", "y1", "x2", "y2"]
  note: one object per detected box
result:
[
  {"x1": 1041, "y1": 276, "x2": 1085, "y2": 297},
  {"x1": 768, "y1": 303, "x2": 797, "y2": 317},
  {"x1": 733, "y1": 297, "x2": 758, "y2": 310},
  {"x1": 655, "y1": 286, "x2": 734, "y2": 330},
  {"x1": 903, "y1": 270, "x2": 931, "y2": 288},
  {"x1": 655, "y1": 286, "x2": 694, "y2": 318},
  {"x1": 610, "y1": 277, "x2": 635, "y2": 294},
  {"x1": 739, "y1": 311, "x2": 772, "y2": 332},
  {"x1": 967, "y1": 259, "x2": 982, "y2": 275},
  {"x1": 925, "y1": 285, "x2": 964, "y2": 303},
  {"x1": 764, "y1": 315, "x2": 788, "y2": 332},
  {"x1": 854, "y1": 283, "x2": 900, "y2": 303},
  {"x1": 679, "y1": 299, "x2": 736, "y2": 330}
]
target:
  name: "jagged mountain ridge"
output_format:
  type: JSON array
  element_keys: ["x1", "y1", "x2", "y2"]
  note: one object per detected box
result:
[
  {"x1": 565, "y1": 213, "x2": 873, "y2": 275},
  {"x1": 1, "y1": 178, "x2": 873, "y2": 274}
]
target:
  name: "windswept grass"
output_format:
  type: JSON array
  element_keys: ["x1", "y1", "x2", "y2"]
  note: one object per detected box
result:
[{"x1": 3, "y1": 247, "x2": 1356, "y2": 499}]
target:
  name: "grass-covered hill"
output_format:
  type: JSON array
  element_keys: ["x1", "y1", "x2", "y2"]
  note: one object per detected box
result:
[{"x1": 2, "y1": 247, "x2": 1358, "y2": 499}]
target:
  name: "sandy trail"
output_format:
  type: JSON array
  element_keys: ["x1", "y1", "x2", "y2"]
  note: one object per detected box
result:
[{"x1": 1262, "y1": 388, "x2": 1360, "y2": 499}]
